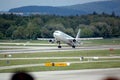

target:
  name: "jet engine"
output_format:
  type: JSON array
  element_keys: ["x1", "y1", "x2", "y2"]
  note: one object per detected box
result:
[
  {"x1": 49, "y1": 39, "x2": 55, "y2": 43},
  {"x1": 73, "y1": 39, "x2": 76, "y2": 42}
]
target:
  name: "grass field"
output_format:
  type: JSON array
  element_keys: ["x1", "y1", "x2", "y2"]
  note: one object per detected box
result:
[
  {"x1": 82, "y1": 38, "x2": 120, "y2": 46},
  {"x1": 0, "y1": 58, "x2": 120, "y2": 67},
  {"x1": 0, "y1": 49, "x2": 120, "y2": 72},
  {"x1": 0, "y1": 61, "x2": 119, "y2": 73}
]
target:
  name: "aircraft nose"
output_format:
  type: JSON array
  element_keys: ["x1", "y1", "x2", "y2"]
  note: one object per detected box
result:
[
  {"x1": 53, "y1": 31, "x2": 60, "y2": 37},
  {"x1": 53, "y1": 32, "x2": 57, "y2": 37}
]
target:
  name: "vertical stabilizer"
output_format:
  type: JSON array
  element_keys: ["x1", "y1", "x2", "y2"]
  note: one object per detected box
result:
[{"x1": 76, "y1": 29, "x2": 81, "y2": 40}]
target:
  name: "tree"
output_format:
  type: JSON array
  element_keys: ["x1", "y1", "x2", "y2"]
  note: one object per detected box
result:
[
  {"x1": 93, "y1": 11, "x2": 97, "y2": 15},
  {"x1": 91, "y1": 22, "x2": 112, "y2": 38},
  {"x1": 65, "y1": 28, "x2": 75, "y2": 37},
  {"x1": 6, "y1": 26, "x2": 17, "y2": 38},
  {"x1": 12, "y1": 26, "x2": 25, "y2": 39},
  {"x1": 111, "y1": 11, "x2": 116, "y2": 17},
  {"x1": 0, "y1": 31, "x2": 4, "y2": 39},
  {"x1": 0, "y1": 13, "x2": 120, "y2": 39},
  {"x1": 24, "y1": 22, "x2": 40, "y2": 39},
  {"x1": 77, "y1": 24, "x2": 94, "y2": 37}
]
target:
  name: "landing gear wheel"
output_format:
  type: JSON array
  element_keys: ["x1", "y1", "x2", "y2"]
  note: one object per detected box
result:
[
  {"x1": 58, "y1": 46, "x2": 62, "y2": 48},
  {"x1": 72, "y1": 46, "x2": 75, "y2": 48},
  {"x1": 57, "y1": 41, "x2": 62, "y2": 48}
]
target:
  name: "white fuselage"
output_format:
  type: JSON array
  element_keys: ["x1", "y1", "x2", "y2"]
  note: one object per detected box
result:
[{"x1": 53, "y1": 30, "x2": 76, "y2": 46}]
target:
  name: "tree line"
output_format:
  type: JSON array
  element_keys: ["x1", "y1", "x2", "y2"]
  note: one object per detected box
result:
[{"x1": 0, "y1": 13, "x2": 120, "y2": 39}]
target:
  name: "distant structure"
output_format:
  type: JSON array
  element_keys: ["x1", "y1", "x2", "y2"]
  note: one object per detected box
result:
[{"x1": 0, "y1": 12, "x2": 23, "y2": 15}]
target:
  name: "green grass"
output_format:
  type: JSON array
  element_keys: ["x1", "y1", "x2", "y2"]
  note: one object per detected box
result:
[
  {"x1": 0, "y1": 58, "x2": 120, "y2": 67},
  {"x1": 0, "y1": 40, "x2": 48, "y2": 43},
  {"x1": 0, "y1": 48, "x2": 23, "y2": 50},
  {"x1": 0, "y1": 49, "x2": 120, "y2": 72},
  {"x1": 0, "y1": 61, "x2": 119, "y2": 73},
  {"x1": 82, "y1": 38, "x2": 120, "y2": 46},
  {"x1": 0, "y1": 59, "x2": 79, "y2": 66}
]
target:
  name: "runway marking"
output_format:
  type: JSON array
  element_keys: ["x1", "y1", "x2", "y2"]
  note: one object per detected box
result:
[
  {"x1": 0, "y1": 56, "x2": 120, "y2": 60},
  {"x1": 0, "y1": 45, "x2": 120, "y2": 54}
]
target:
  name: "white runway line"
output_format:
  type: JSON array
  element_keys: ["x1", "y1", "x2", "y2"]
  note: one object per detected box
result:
[
  {"x1": 0, "y1": 63, "x2": 44, "y2": 70},
  {"x1": 0, "y1": 56, "x2": 120, "y2": 60},
  {"x1": 0, "y1": 45, "x2": 120, "y2": 54}
]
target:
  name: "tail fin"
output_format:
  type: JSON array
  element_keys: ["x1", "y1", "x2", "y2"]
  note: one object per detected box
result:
[{"x1": 76, "y1": 29, "x2": 81, "y2": 40}]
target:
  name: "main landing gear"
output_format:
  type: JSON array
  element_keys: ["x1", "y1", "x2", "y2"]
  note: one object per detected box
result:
[
  {"x1": 72, "y1": 45, "x2": 75, "y2": 48},
  {"x1": 57, "y1": 41, "x2": 62, "y2": 48},
  {"x1": 57, "y1": 41, "x2": 76, "y2": 48}
]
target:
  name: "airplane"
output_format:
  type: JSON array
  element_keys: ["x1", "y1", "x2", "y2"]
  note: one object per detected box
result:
[{"x1": 49, "y1": 29, "x2": 81, "y2": 48}]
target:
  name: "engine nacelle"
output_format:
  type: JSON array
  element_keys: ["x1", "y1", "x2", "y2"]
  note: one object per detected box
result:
[
  {"x1": 49, "y1": 39, "x2": 55, "y2": 43},
  {"x1": 73, "y1": 39, "x2": 76, "y2": 42}
]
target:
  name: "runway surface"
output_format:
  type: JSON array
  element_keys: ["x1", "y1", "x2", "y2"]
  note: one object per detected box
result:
[
  {"x1": 0, "y1": 68, "x2": 120, "y2": 80},
  {"x1": 0, "y1": 45, "x2": 120, "y2": 54}
]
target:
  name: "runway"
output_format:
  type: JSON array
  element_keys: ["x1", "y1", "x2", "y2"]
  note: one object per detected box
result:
[
  {"x1": 0, "y1": 45, "x2": 120, "y2": 80},
  {"x1": 0, "y1": 68, "x2": 120, "y2": 80},
  {"x1": 0, "y1": 45, "x2": 120, "y2": 54}
]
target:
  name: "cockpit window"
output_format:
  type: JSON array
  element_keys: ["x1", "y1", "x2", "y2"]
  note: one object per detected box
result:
[{"x1": 55, "y1": 31, "x2": 61, "y2": 33}]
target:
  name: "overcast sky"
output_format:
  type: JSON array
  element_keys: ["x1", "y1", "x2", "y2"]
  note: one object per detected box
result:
[{"x1": 0, "y1": 0, "x2": 108, "y2": 11}]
